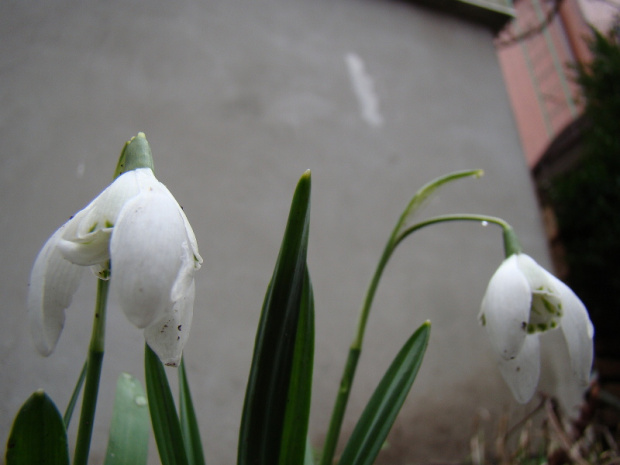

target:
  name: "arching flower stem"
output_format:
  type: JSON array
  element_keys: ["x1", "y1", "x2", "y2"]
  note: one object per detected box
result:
[
  {"x1": 320, "y1": 212, "x2": 514, "y2": 465},
  {"x1": 395, "y1": 213, "x2": 519, "y2": 255}
]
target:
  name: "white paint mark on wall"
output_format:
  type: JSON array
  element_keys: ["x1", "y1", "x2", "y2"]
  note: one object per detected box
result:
[
  {"x1": 345, "y1": 52, "x2": 384, "y2": 128},
  {"x1": 76, "y1": 161, "x2": 85, "y2": 178}
]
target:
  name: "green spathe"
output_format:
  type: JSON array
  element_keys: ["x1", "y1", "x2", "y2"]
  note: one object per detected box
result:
[{"x1": 114, "y1": 132, "x2": 155, "y2": 178}]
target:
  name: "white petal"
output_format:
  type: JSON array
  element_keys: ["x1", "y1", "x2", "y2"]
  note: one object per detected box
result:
[
  {"x1": 480, "y1": 255, "x2": 531, "y2": 360},
  {"x1": 110, "y1": 187, "x2": 195, "y2": 329},
  {"x1": 153, "y1": 183, "x2": 202, "y2": 270},
  {"x1": 58, "y1": 168, "x2": 157, "y2": 266},
  {"x1": 518, "y1": 255, "x2": 594, "y2": 387},
  {"x1": 27, "y1": 224, "x2": 83, "y2": 355},
  {"x1": 551, "y1": 276, "x2": 594, "y2": 386},
  {"x1": 497, "y1": 335, "x2": 541, "y2": 404},
  {"x1": 516, "y1": 254, "x2": 562, "y2": 332},
  {"x1": 144, "y1": 279, "x2": 195, "y2": 366},
  {"x1": 177, "y1": 204, "x2": 202, "y2": 270},
  {"x1": 58, "y1": 228, "x2": 112, "y2": 266},
  {"x1": 71, "y1": 170, "x2": 145, "y2": 236}
]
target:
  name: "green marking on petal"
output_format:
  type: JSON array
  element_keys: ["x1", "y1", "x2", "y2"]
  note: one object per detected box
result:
[
  {"x1": 88, "y1": 222, "x2": 98, "y2": 233},
  {"x1": 527, "y1": 322, "x2": 551, "y2": 334},
  {"x1": 105, "y1": 220, "x2": 114, "y2": 228},
  {"x1": 542, "y1": 298, "x2": 556, "y2": 314}
]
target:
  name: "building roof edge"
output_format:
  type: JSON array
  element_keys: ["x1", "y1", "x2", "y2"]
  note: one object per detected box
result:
[{"x1": 413, "y1": 0, "x2": 515, "y2": 33}]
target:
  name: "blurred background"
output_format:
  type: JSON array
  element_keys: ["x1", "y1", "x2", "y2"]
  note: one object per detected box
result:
[{"x1": 1, "y1": 0, "x2": 617, "y2": 463}]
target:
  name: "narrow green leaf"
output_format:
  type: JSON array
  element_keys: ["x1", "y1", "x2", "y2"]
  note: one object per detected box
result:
[
  {"x1": 238, "y1": 170, "x2": 312, "y2": 465},
  {"x1": 339, "y1": 321, "x2": 431, "y2": 465},
  {"x1": 305, "y1": 435, "x2": 316, "y2": 465},
  {"x1": 179, "y1": 358, "x2": 206, "y2": 465},
  {"x1": 145, "y1": 344, "x2": 189, "y2": 465},
  {"x1": 105, "y1": 373, "x2": 149, "y2": 465},
  {"x1": 5, "y1": 390, "x2": 70, "y2": 465},
  {"x1": 64, "y1": 359, "x2": 87, "y2": 428},
  {"x1": 279, "y1": 268, "x2": 315, "y2": 465}
]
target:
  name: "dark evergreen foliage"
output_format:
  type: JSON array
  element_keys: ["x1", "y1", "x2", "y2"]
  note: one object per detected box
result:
[{"x1": 549, "y1": 23, "x2": 620, "y2": 337}]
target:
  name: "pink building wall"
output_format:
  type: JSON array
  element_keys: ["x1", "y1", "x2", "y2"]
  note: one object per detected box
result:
[{"x1": 496, "y1": 0, "x2": 616, "y2": 168}]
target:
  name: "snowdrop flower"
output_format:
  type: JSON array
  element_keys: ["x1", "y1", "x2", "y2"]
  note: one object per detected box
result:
[
  {"x1": 28, "y1": 133, "x2": 202, "y2": 366},
  {"x1": 479, "y1": 253, "x2": 594, "y2": 403}
]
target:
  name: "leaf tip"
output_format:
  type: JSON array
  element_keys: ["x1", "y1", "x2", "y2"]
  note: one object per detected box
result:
[
  {"x1": 300, "y1": 169, "x2": 312, "y2": 186},
  {"x1": 294, "y1": 169, "x2": 312, "y2": 203},
  {"x1": 30, "y1": 389, "x2": 51, "y2": 405}
]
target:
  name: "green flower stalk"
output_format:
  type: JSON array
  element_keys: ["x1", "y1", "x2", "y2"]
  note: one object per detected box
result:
[
  {"x1": 321, "y1": 170, "x2": 489, "y2": 465},
  {"x1": 73, "y1": 277, "x2": 109, "y2": 465}
]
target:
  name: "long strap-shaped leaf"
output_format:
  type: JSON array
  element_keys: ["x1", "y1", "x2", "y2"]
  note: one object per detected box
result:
[
  {"x1": 104, "y1": 373, "x2": 149, "y2": 465},
  {"x1": 145, "y1": 344, "x2": 189, "y2": 465},
  {"x1": 238, "y1": 170, "x2": 312, "y2": 465},
  {"x1": 5, "y1": 390, "x2": 70, "y2": 465},
  {"x1": 64, "y1": 360, "x2": 87, "y2": 428},
  {"x1": 179, "y1": 358, "x2": 206, "y2": 465},
  {"x1": 338, "y1": 321, "x2": 431, "y2": 465},
  {"x1": 279, "y1": 268, "x2": 315, "y2": 465}
]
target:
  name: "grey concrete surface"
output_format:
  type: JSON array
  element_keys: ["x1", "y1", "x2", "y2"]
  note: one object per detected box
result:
[{"x1": 0, "y1": 1, "x2": 582, "y2": 463}]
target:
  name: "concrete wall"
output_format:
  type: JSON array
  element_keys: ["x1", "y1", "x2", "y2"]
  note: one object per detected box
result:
[{"x1": 0, "y1": 1, "x2": 577, "y2": 463}]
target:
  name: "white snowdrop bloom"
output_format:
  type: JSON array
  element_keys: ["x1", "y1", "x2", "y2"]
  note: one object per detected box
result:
[
  {"x1": 479, "y1": 253, "x2": 594, "y2": 403},
  {"x1": 28, "y1": 163, "x2": 202, "y2": 366}
]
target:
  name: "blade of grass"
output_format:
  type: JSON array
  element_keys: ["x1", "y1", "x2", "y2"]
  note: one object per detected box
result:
[
  {"x1": 338, "y1": 321, "x2": 431, "y2": 465},
  {"x1": 104, "y1": 373, "x2": 149, "y2": 465},
  {"x1": 237, "y1": 170, "x2": 312, "y2": 465},
  {"x1": 179, "y1": 357, "x2": 206, "y2": 465},
  {"x1": 145, "y1": 343, "x2": 189, "y2": 465}
]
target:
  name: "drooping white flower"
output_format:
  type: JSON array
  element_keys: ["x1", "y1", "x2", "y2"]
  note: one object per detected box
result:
[
  {"x1": 479, "y1": 253, "x2": 594, "y2": 403},
  {"x1": 28, "y1": 161, "x2": 202, "y2": 366}
]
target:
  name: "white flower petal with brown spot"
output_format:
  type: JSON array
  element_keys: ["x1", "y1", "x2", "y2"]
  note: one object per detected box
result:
[
  {"x1": 479, "y1": 253, "x2": 593, "y2": 404},
  {"x1": 27, "y1": 168, "x2": 202, "y2": 365}
]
